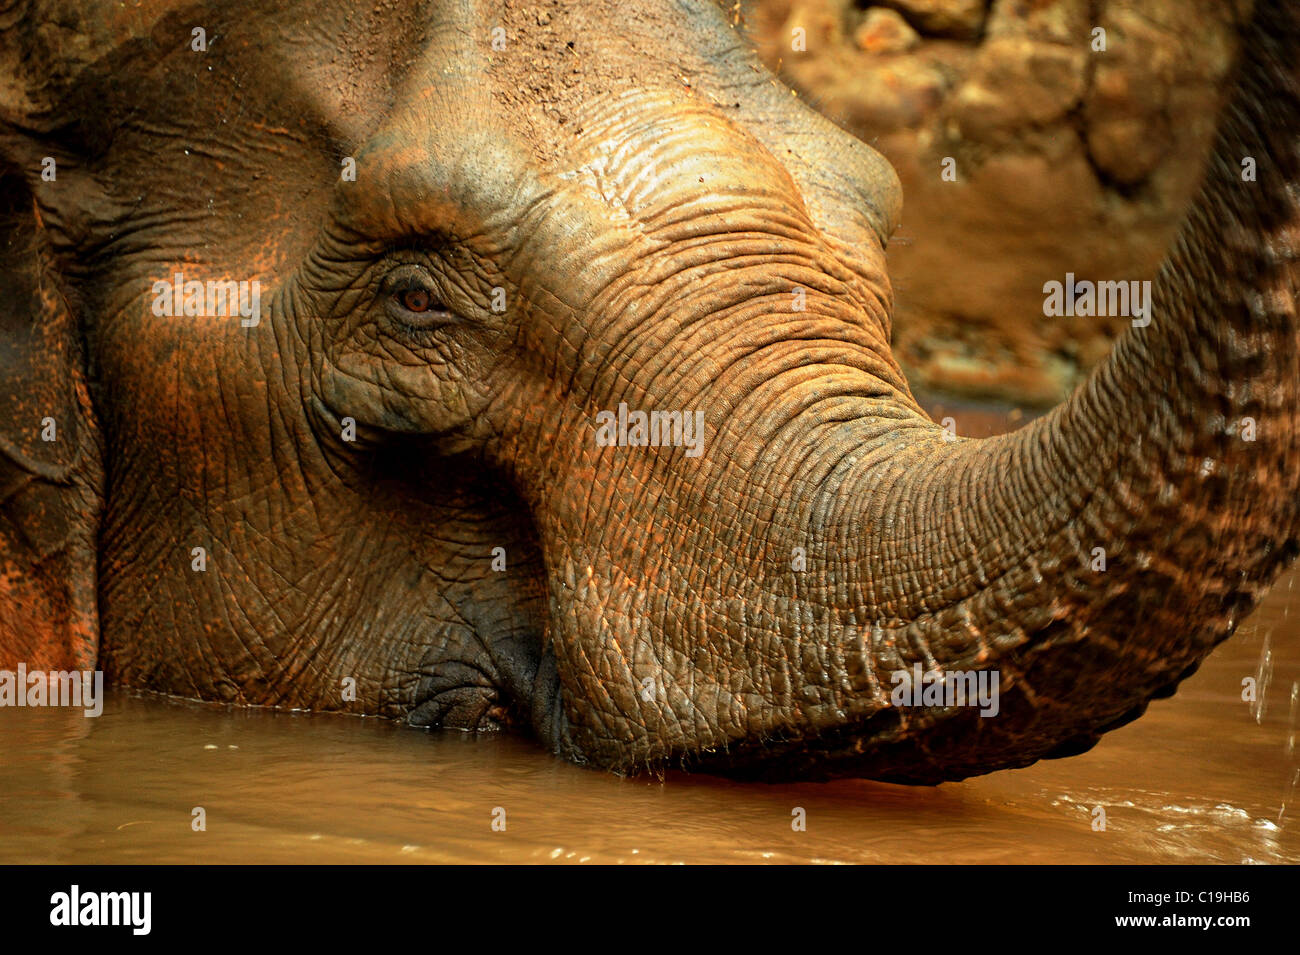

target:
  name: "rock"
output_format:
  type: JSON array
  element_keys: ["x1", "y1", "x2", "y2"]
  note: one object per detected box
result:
[
  {"x1": 827, "y1": 57, "x2": 947, "y2": 131},
  {"x1": 950, "y1": 36, "x2": 1086, "y2": 136},
  {"x1": 854, "y1": 7, "x2": 922, "y2": 54},
  {"x1": 1075, "y1": 3, "x2": 1195, "y2": 188},
  {"x1": 878, "y1": 0, "x2": 988, "y2": 39},
  {"x1": 744, "y1": 0, "x2": 1243, "y2": 405},
  {"x1": 982, "y1": 0, "x2": 1090, "y2": 44},
  {"x1": 1084, "y1": 115, "x2": 1171, "y2": 186}
]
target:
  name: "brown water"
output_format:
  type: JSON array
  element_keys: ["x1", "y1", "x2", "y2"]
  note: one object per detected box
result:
[
  {"x1": 1, "y1": 576, "x2": 1296, "y2": 865},
  {"x1": 3, "y1": 399, "x2": 1298, "y2": 864}
]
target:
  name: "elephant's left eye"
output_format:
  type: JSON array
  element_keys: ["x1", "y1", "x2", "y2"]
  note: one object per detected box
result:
[{"x1": 382, "y1": 263, "x2": 455, "y2": 329}]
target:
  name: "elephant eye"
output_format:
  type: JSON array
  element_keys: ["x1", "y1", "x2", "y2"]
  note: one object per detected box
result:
[
  {"x1": 400, "y1": 288, "x2": 431, "y2": 312},
  {"x1": 382, "y1": 263, "x2": 454, "y2": 328}
]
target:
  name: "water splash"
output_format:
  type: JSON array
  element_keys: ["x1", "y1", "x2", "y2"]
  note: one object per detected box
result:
[
  {"x1": 1289, "y1": 681, "x2": 1299, "y2": 757},
  {"x1": 1279, "y1": 767, "x2": 1300, "y2": 827},
  {"x1": 1251, "y1": 629, "x2": 1274, "y2": 723}
]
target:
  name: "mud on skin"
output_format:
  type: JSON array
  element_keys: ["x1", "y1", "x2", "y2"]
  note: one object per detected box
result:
[{"x1": 1, "y1": 0, "x2": 1298, "y2": 783}]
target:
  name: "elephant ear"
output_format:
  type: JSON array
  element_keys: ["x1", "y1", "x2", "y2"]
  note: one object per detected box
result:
[{"x1": 0, "y1": 163, "x2": 103, "y2": 671}]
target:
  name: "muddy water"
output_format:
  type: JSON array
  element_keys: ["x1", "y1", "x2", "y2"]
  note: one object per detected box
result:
[
  {"x1": 4, "y1": 584, "x2": 1298, "y2": 865},
  {"x1": 3, "y1": 402, "x2": 1299, "y2": 864}
]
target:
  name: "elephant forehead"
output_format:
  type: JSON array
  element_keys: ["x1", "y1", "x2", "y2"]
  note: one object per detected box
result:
[
  {"x1": 554, "y1": 91, "x2": 809, "y2": 224},
  {"x1": 334, "y1": 1, "x2": 801, "y2": 238}
]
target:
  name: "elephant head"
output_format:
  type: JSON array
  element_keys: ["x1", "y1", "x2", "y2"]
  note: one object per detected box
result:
[{"x1": 1, "y1": 0, "x2": 1297, "y2": 783}]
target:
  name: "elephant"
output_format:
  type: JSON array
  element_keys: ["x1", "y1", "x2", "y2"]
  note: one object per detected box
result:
[{"x1": 0, "y1": 0, "x2": 1297, "y2": 784}]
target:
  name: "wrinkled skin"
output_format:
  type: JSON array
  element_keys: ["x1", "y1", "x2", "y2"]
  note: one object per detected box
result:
[{"x1": 1, "y1": 0, "x2": 1298, "y2": 782}]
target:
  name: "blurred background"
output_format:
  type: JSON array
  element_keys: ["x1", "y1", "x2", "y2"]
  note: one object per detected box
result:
[{"x1": 740, "y1": 0, "x2": 1251, "y2": 406}]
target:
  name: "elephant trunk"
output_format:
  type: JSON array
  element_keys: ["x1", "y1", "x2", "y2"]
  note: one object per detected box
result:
[
  {"x1": 509, "y1": 0, "x2": 1300, "y2": 780},
  {"x1": 785, "y1": 0, "x2": 1300, "y2": 782}
]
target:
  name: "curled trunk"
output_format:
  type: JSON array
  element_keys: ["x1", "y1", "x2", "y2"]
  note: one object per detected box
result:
[
  {"x1": 765, "y1": 0, "x2": 1300, "y2": 781},
  {"x1": 476, "y1": 0, "x2": 1300, "y2": 781}
]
